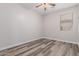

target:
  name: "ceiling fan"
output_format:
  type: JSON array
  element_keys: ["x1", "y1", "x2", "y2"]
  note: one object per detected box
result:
[{"x1": 35, "y1": 3, "x2": 56, "y2": 11}]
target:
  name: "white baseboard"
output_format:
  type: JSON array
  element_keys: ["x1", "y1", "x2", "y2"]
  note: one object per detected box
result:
[
  {"x1": 0, "y1": 41, "x2": 27, "y2": 51},
  {"x1": 42, "y1": 37, "x2": 79, "y2": 45},
  {"x1": 0, "y1": 37, "x2": 43, "y2": 51},
  {"x1": 0, "y1": 37, "x2": 78, "y2": 51}
]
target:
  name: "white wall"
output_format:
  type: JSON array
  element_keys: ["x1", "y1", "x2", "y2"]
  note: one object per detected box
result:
[
  {"x1": 44, "y1": 5, "x2": 79, "y2": 44},
  {"x1": 0, "y1": 3, "x2": 42, "y2": 50},
  {"x1": 77, "y1": 5, "x2": 79, "y2": 41},
  {"x1": 0, "y1": 3, "x2": 79, "y2": 50}
]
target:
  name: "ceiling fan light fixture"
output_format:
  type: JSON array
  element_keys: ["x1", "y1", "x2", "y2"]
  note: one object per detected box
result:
[{"x1": 35, "y1": 3, "x2": 56, "y2": 11}]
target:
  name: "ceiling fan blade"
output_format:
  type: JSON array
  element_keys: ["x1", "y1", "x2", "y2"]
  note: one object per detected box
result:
[
  {"x1": 49, "y1": 3, "x2": 56, "y2": 6},
  {"x1": 35, "y1": 4, "x2": 42, "y2": 8}
]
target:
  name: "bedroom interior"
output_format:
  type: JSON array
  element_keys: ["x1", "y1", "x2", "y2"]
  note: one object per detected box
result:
[{"x1": 0, "y1": 3, "x2": 79, "y2": 56}]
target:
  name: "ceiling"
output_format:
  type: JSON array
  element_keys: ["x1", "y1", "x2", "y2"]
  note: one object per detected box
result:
[{"x1": 19, "y1": 3, "x2": 78, "y2": 15}]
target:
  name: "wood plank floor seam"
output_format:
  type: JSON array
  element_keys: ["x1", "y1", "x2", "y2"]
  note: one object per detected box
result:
[{"x1": 0, "y1": 38, "x2": 79, "y2": 56}]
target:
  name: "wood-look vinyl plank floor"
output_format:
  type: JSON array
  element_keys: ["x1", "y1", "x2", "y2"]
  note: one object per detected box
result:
[{"x1": 0, "y1": 38, "x2": 79, "y2": 56}]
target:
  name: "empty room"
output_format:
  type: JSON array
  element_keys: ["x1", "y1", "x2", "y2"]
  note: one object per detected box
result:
[{"x1": 0, "y1": 3, "x2": 79, "y2": 56}]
